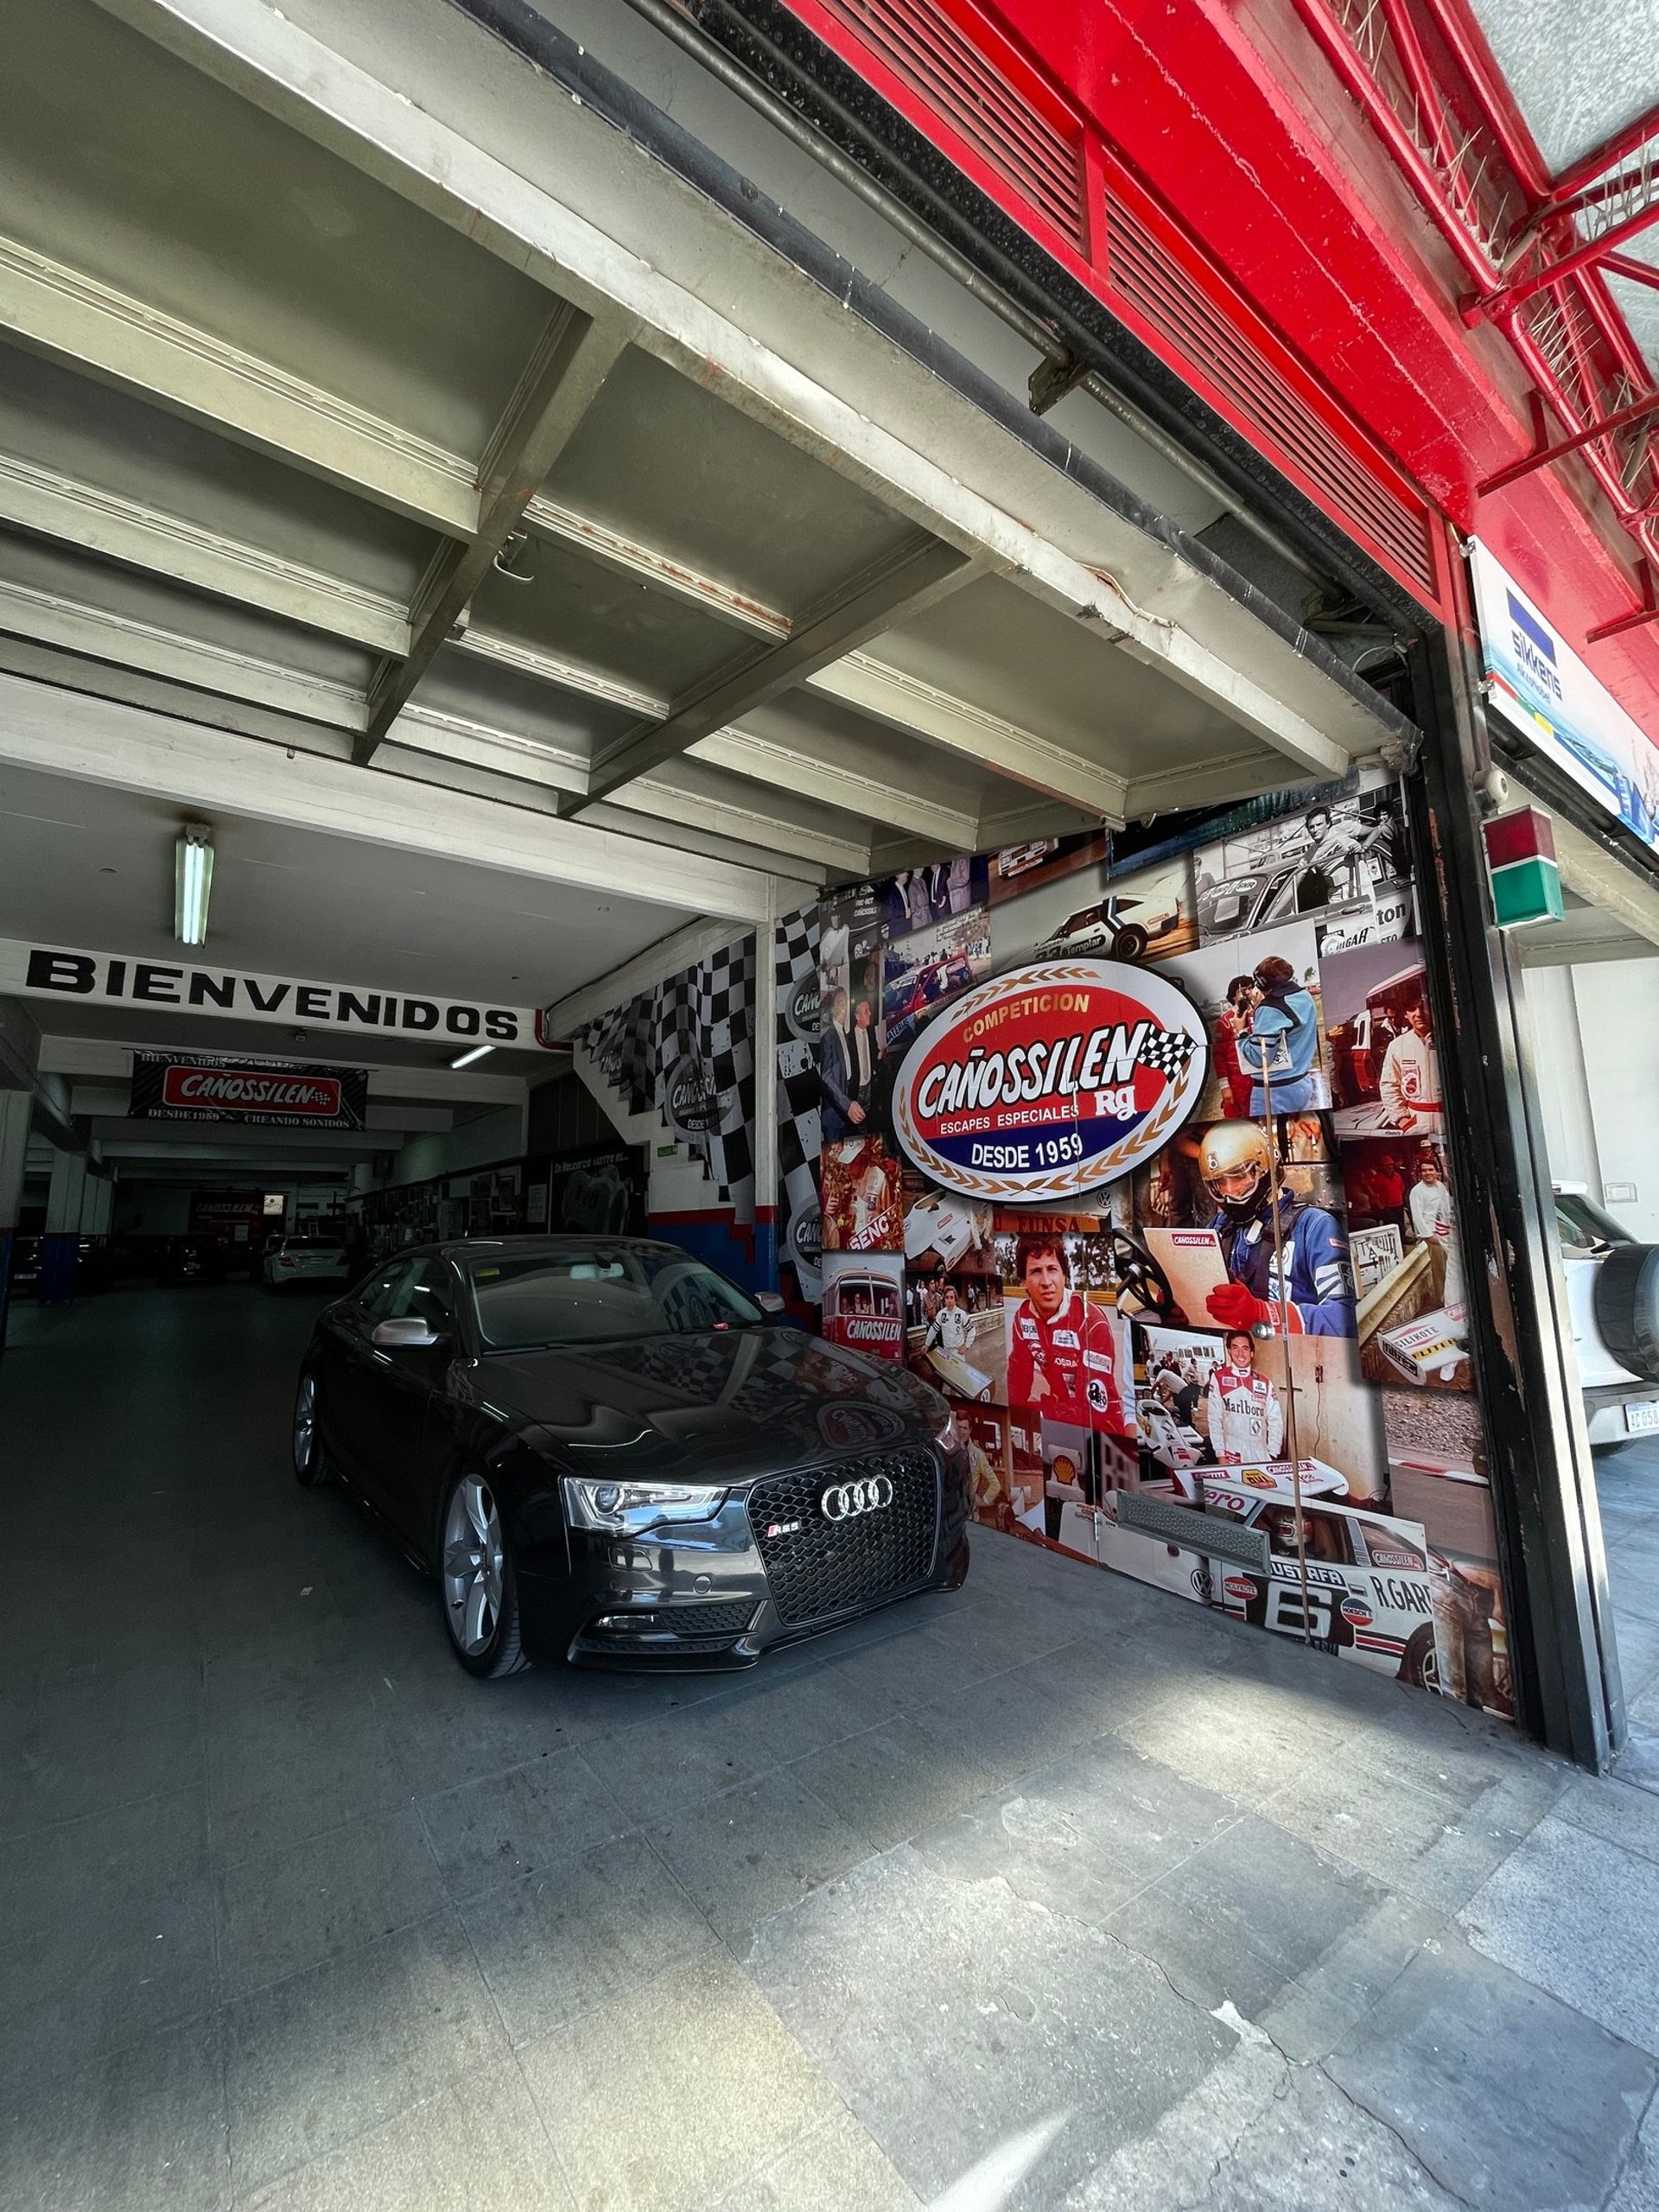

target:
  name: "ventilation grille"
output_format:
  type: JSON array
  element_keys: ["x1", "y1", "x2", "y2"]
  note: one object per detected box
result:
[
  {"x1": 819, "y1": 0, "x2": 1086, "y2": 249},
  {"x1": 1104, "y1": 197, "x2": 1439, "y2": 601}
]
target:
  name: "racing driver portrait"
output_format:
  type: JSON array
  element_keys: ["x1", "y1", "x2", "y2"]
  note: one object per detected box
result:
[
  {"x1": 1205, "y1": 1327, "x2": 1287, "y2": 1462},
  {"x1": 1005, "y1": 1234, "x2": 1130, "y2": 1433},
  {"x1": 1197, "y1": 1121, "x2": 1356, "y2": 1337}
]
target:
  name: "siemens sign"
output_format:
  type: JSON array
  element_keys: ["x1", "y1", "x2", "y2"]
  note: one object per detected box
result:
[
  {"x1": 1470, "y1": 539, "x2": 1659, "y2": 858},
  {"x1": 0, "y1": 939, "x2": 556, "y2": 1047}
]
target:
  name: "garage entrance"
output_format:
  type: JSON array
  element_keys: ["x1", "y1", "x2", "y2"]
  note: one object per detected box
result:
[
  {"x1": 0, "y1": 0, "x2": 1628, "y2": 2202},
  {"x1": 2, "y1": 1284, "x2": 1592, "y2": 2209}
]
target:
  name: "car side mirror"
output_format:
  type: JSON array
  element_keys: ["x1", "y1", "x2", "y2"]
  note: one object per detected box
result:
[
  {"x1": 372, "y1": 1317, "x2": 442, "y2": 1350},
  {"x1": 754, "y1": 1291, "x2": 786, "y2": 1314}
]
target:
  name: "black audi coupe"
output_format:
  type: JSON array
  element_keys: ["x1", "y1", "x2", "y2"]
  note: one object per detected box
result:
[{"x1": 294, "y1": 1237, "x2": 971, "y2": 1676}]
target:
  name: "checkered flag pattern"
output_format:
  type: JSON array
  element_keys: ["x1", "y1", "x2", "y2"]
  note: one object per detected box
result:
[
  {"x1": 695, "y1": 934, "x2": 757, "y2": 1222},
  {"x1": 773, "y1": 902, "x2": 823, "y2": 1300},
  {"x1": 650, "y1": 966, "x2": 696, "y2": 1125},
  {"x1": 1136, "y1": 1024, "x2": 1199, "y2": 1079},
  {"x1": 582, "y1": 992, "x2": 655, "y2": 1118},
  {"x1": 580, "y1": 934, "x2": 759, "y2": 1223}
]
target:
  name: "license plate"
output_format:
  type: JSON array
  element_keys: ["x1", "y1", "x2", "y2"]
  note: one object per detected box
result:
[{"x1": 1627, "y1": 1402, "x2": 1659, "y2": 1436}]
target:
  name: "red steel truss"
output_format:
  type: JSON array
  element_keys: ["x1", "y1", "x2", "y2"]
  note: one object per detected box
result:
[{"x1": 1287, "y1": 0, "x2": 1659, "y2": 630}]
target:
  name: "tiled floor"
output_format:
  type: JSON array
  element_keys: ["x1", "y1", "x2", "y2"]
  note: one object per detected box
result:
[{"x1": 3, "y1": 1285, "x2": 1659, "y2": 2209}]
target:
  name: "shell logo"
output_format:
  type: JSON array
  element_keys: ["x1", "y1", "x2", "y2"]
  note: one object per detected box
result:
[{"x1": 891, "y1": 958, "x2": 1208, "y2": 1203}]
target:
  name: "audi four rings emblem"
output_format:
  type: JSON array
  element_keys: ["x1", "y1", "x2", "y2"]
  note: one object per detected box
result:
[{"x1": 820, "y1": 1474, "x2": 894, "y2": 1522}]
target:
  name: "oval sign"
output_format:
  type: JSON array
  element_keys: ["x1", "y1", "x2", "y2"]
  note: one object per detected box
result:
[
  {"x1": 891, "y1": 958, "x2": 1207, "y2": 1204},
  {"x1": 664, "y1": 1052, "x2": 724, "y2": 1141},
  {"x1": 785, "y1": 976, "x2": 821, "y2": 1043}
]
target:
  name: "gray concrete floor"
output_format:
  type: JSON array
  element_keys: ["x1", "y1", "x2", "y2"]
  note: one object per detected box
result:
[{"x1": 4, "y1": 1287, "x2": 1659, "y2": 2209}]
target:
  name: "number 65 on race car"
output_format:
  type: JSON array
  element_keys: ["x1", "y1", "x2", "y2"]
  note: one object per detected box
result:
[{"x1": 1201, "y1": 1484, "x2": 1442, "y2": 1689}]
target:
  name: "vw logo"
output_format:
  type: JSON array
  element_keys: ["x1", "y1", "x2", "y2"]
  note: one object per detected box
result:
[{"x1": 820, "y1": 1474, "x2": 894, "y2": 1523}]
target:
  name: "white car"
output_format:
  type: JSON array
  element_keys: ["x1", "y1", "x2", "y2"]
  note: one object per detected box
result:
[
  {"x1": 1096, "y1": 1478, "x2": 1439, "y2": 1686},
  {"x1": 1554, "y1": 1184, "x2": 1659, "y2": 1447},
  {"x1": 1201, "y1": 1484, "x2": 1440, "y2": 1687},
  {"x1": 263, "y1": 1236, "x2": 353, "y2": 1291}
]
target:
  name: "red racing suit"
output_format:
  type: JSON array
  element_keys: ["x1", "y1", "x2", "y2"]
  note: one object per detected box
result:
[
  {"x1": 1205, "y1": 1363, "x2": 1284, "y2": 1463},
  {"x1": 1006, "y1": 1291, "x2": 1127, "y2": 1433}
]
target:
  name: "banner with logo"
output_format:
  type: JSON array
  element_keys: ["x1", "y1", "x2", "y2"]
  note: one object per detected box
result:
[
  {"x1": 129, "y1": 1051, "x2": 369, "y2": 1130},
  {"x1": 1470, "y1": 538, "x2": 1659, "y2": 857}
]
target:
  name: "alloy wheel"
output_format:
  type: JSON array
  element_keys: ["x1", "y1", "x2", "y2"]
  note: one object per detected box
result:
[
  {"x1": 443, "y1": 1475, "x2": 505, "y2": 1656},
  {"x1": 293, "y1": 1374, "x2": 316, "y2": 1475}
]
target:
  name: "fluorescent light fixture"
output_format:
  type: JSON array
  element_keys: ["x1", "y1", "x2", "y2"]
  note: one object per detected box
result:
[
  {"x1": 450, "y1": 1042, "x2": 496, "y2": 1069},
  {"x1": 174, "y1": 824, "x2": 214, "y2": 945}
]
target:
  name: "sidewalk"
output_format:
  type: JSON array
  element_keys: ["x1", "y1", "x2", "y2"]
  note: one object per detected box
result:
[{"x1": 3, "y1": 1292, "x2": 1659, "y2": 2209}]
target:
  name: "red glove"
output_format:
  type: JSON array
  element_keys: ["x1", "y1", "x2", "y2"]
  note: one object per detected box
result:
[
  {"x1": 1205, "y1": 1280, "x2": 1306, "y2": 1334},
  {"x1": 1205, "y1": 1280, "x2": 1272, "y2": 1331}
]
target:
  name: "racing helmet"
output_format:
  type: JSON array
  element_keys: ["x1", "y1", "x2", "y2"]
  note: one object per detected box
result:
[{"x1": 1198, "y1": 1120, "x2": 1273, "y2": 1221}]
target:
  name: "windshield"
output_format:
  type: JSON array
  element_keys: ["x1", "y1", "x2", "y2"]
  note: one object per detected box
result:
[
  {"x1": 1555, "y1": 1191, "x2": 1633, "y2": 1251},
  {"x1": 466, "y1": 1246, "x2": 765, "y2": 1349}
]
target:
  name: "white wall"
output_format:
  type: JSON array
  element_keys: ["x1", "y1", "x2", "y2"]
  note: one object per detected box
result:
[
  {"x1": 569, "y1": 1044, "x2": 721, "y2": 1217},
  {"x1": 1524, "y1": 955, "x2": 1659, "y2": 1241},
  {"x1": 386, "y1": 1103, "x2": 526, "y2": 1188},
  {"x1": 1573, "y1": 958, "x2": 1659, "y2": 1241},
  {"x1": 1525, "y1": 963, "x2": 1601, "y2": 1193}
]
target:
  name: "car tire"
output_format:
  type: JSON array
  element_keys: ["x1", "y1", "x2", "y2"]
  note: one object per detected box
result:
[
  {"x1": 1113, "y1": 922, "x2": 1150, "y2": 962},
  {"x1": 293, "y1": 1370, "x2": 330, "y2": 1488},
  {"x1": 439, "y1": 1471, "x2": 531, "y2": 1679},
  {"x1": 1400, "y1": 1621, "x2": 1440, "y2": 1693},
  {"x1": 1593, "y1": 1244, "x2": 1659, "y2": 1383}
]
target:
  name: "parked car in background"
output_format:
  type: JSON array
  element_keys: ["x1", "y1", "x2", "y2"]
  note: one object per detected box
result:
[
  {"x1": 157, "y1": 1235, "x2": 229, "y2": 1287},
  {"x1": 6, "y1": 1233, "x2": 44, "y2": 1298},
  {"x1": 263, "y1": 1236, "x2": 353, "y2": 1291},
  {"x1": 292, "y1": 1236, "x2": 970, "y2": 1677},
  {"x1": 1554, "y1": 1183, "x2": 1659, "y2": 1447},
  {"x1": 72, "y1": 1237, "x2": 113, "y2": 1293}
]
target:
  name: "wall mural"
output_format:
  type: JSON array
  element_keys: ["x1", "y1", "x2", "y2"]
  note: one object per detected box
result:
[
  {"x1": 582, "y1": 936, "x2": 759, "y2": 1227},
  {"x1": 773, "y1": 773, "x2": 1512, "y2": 1719}
]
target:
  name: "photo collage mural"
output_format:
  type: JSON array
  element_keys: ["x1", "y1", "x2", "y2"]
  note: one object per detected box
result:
[{"x1": 772, "y1": 776, "x2": 1512, "y2": 1717}]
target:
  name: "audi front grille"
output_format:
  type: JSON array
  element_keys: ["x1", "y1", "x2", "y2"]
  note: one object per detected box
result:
[{"x1": 747, "y1": 1450, "x2": 940, "y2": 1626}]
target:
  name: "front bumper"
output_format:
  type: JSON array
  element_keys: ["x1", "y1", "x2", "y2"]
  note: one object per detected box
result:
[{"x1": 518, "y1": 1446, "x2": 972, "y2": 1669}]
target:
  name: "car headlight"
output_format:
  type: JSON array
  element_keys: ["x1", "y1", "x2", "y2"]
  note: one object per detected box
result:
[
  {"x1": 562, "y1": 1478, "x2": 728, "y2": 1535},
  {"x1": 935, "y1": 1408, "x2": 965, "y2": 1454}
]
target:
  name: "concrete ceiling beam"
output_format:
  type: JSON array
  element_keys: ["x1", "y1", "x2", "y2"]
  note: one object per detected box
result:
[
  {"x1": 0, "y1": 668, "x2": 806, "y2": 921},
  {"x1": 358, "y1": 308, "x2": 634, "y2": 760},
  {"x1": 806, "y1": 652, "x2": 1129, "y2": 823},
  {"x1": 582, "y1": 537, "x2": 977, "y2": 804},
  {"x1": 689, "y1": 725, "x2": 979, "y2": 848},
  {"x1": 0, "y1": 231, "x2": 480, "y2": 536},
  {"x1": 0, "y1": 453, "x2": 409, "y2": 653}
]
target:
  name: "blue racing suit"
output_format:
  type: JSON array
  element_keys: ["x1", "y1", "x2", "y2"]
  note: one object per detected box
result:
[
  {"x1": 1241, "y1": 986, "x2": 1321, "y2": 1116},
  {"x1": 1211, "y1": 1192, "x2": 1356, "y2": 1337}
]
